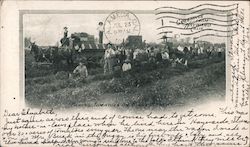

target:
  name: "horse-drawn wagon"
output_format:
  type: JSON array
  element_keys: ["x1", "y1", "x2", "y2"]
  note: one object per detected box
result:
[{"x1": 30, "y1": 32, "x2": 106, "y2": 67}]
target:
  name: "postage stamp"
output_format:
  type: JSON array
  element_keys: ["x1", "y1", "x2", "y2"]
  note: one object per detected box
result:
[{"x1": 104, "y1": 10, "x2": 141, "y2": 44}]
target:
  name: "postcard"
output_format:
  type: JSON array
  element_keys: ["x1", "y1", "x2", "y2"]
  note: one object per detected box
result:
[{"x1": 0, "y1": 1, "x2": 249, "y2": 146}]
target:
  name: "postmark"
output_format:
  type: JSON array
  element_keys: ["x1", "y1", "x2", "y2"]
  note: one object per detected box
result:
[
  {"x1": 104, "y1": 10, "x2": 141, "y2": 44},
  {"x1": 155, "y1": 4, "x2": 238, "y2": 39}
]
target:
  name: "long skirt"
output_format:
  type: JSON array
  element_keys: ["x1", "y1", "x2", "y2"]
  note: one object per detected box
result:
[{"x1": 99, "y1": 31, "x2": 103, "y2": 44}]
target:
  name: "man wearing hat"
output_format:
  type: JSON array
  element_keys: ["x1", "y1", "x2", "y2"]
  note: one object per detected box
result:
[
  {"x1": 104, "y1": 43, "x2": 115, "y2": 74},
  {"x1": 72, "y1": 61, "x2": 88, "y2": 81}
]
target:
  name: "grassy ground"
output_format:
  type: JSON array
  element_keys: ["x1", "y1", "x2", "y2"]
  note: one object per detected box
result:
[{"x1": 25, "y1": 51, "x2": 225, "y2": 109}]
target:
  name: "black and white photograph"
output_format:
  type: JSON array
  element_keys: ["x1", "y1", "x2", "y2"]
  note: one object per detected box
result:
[{"x1": 23, "y1": 4, "x2": 235, "y2": 109}]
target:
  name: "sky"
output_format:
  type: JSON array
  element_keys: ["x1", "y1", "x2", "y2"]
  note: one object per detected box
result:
[
  {"x1": 23, "y1": 11, "x2": 228, "y2": 46},
  {"x1": 23, "y1": 13, "x2": 160, "y2": 46}
]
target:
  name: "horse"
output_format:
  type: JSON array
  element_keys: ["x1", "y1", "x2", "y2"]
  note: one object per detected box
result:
[
  {"x1": 30, "y1": 42, "x2": 54, "y2": 62},
  {"x1": 50, "y1": 46, "x2": 75, "y2": 66},
  {"x1": 60, "y1": 37, "x2": 70, "y2": 47}
]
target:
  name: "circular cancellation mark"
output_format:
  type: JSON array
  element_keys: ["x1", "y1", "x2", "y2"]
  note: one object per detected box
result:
[{"x1": 104, "y1": 10, "x2": 141, "y2": 44}]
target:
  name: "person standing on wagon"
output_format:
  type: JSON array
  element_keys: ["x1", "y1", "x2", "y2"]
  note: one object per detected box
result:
[
  {"x1": 63, "y1": 26, "x2": 69, "y2": 39},
  {"x1": 97, "y1": 22, "x2": 104, "y2": 44},
  {"x1": 61, "y1": 27, "x2": 69, "y2": 47}
]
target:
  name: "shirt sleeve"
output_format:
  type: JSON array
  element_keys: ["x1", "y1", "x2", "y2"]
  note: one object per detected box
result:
[{"x1": 73, "y1": 66, "x2": 79, "y2": 73}]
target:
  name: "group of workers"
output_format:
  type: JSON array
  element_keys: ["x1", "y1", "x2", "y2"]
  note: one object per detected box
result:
[
  {"x1": 62, "y1": 25, "x2": 225, "y2": 81},
  {"x1": 71, "y1": 42, "x2": 225, "y2": 81},
  {"x1": 71, "y1": 43, "x2": 170, "y2": 80}
]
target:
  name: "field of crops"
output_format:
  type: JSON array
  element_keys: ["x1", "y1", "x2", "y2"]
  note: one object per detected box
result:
[{"x1": 25, "y1": 50, "x2": 225, "y2": 110}]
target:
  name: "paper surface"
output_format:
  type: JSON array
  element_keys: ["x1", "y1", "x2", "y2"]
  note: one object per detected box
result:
[{"x1": 0, "y1": 1, "x2": 249, "y2": 146}]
